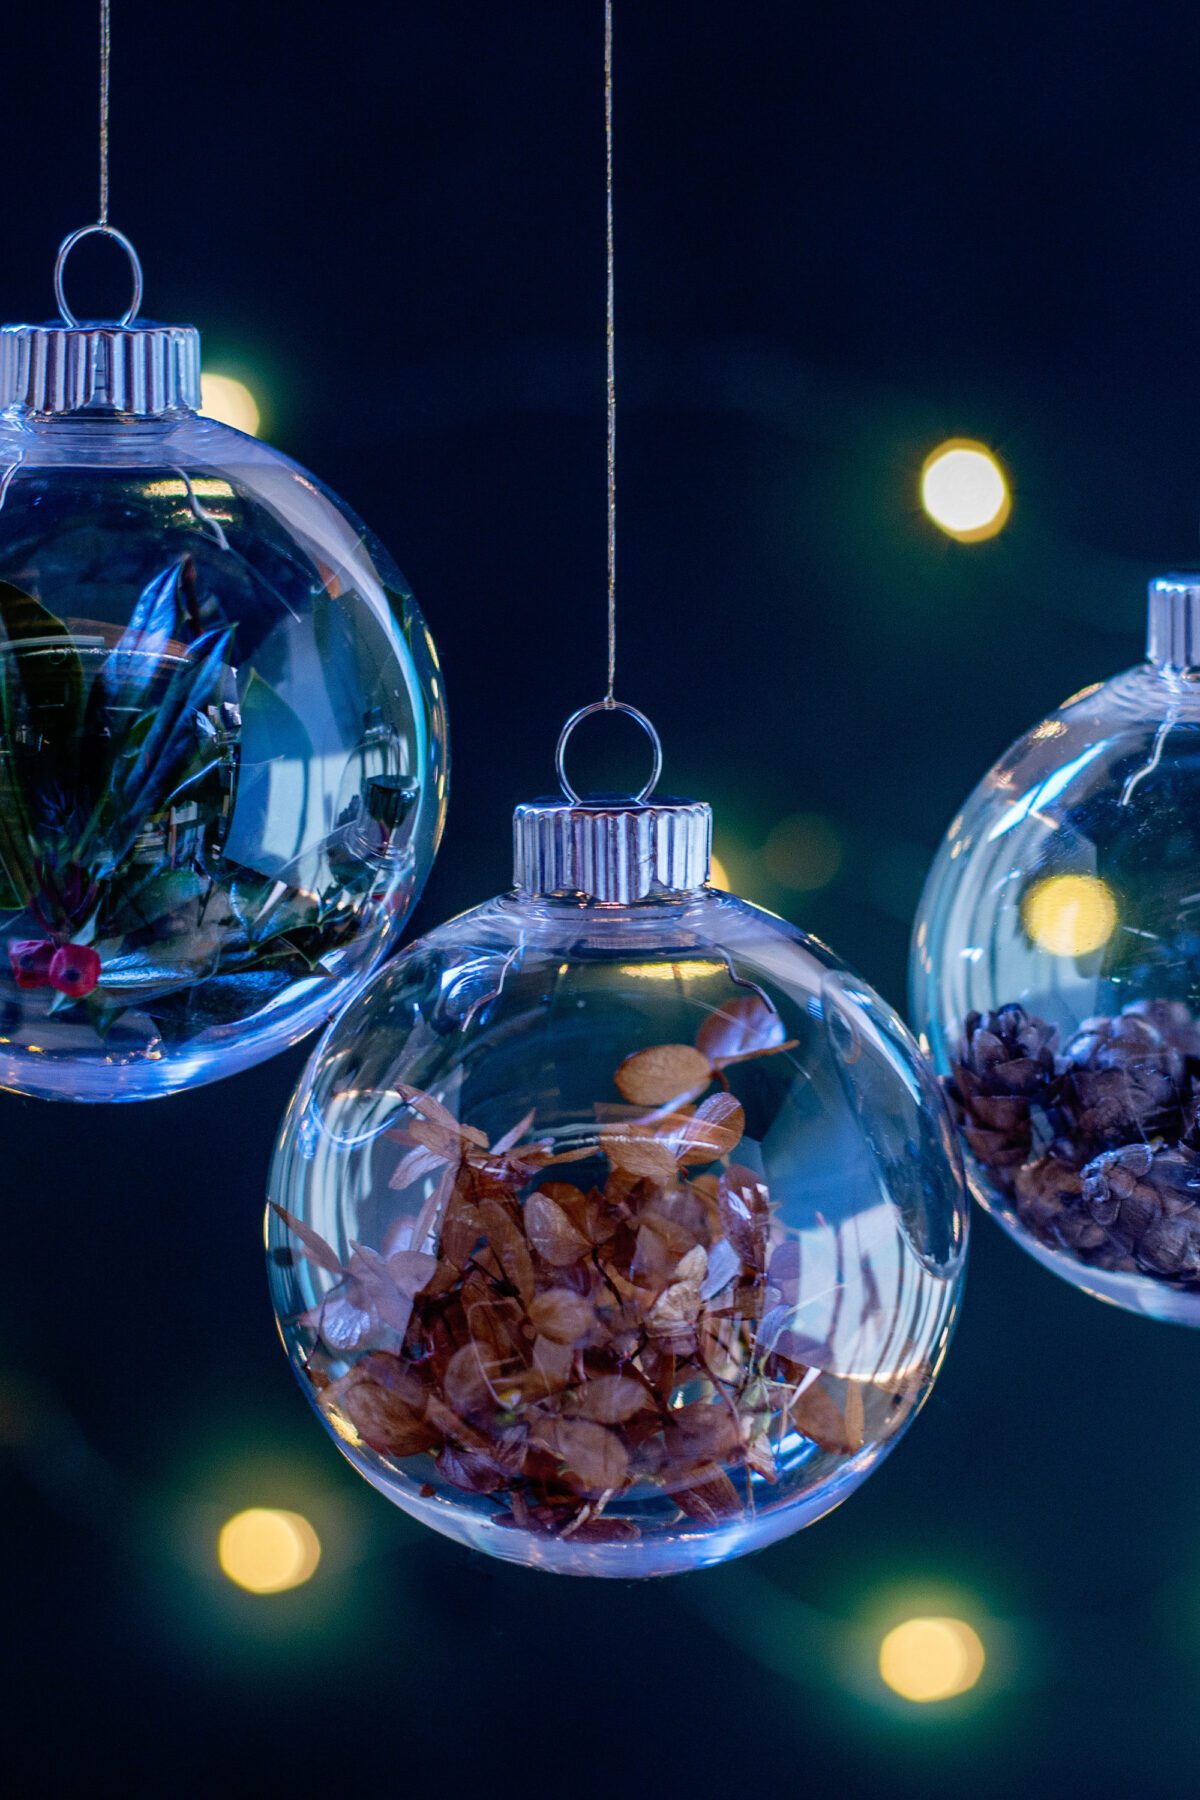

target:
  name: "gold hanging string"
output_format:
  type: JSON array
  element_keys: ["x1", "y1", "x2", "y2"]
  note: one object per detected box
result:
[
  {"x1": 556, "y1": 1, "x2": 666, "y2": 807},
  {"x1": 53, "y1": 0, "x2": 143, "y2": 326}
]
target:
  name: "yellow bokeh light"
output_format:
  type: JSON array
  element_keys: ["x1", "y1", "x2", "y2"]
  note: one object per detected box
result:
[
  {"x1": 200, "y1": 371, "x2": 262, "y2": 437},
  {"x1": 217, "y1": 1507, "x2": 321, "y2": 1594},
  {"x1": 1023, "y1": 873, "x2": 1117, "y2": 957},
  {"x1": 878, "y1": 1616, "x2": 986, "y2": 1703},
  {"x1": 763, "y1": 813, "x2": 842, "y2": 892},
  {"x1": 709, "y1": 852, "x2": 730, "y2": 888},
  {"x1": 921, "y1": 439, "x2": 1010, "y2": 542}
]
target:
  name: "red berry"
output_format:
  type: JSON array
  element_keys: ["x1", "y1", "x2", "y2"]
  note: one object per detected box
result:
[
  {"x1": 7, "y1": 938, "x2": 54, "y2": 990},
  {"x1": 48, "y1": 943, "x2": 101, "y2": 999}
]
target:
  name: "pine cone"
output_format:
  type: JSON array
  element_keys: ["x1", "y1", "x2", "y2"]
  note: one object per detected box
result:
[
  {"x1": 1014, "y1": 1154, "x2": 1089, "y2": 1244},
  {"x1": 1123, "y1": 998, "x2": 1200, "y2": 1062},
  {"x1": 947, "y1": 1005, "x2": 1057, "y2": 1183},
  {"x1": 1056, "y1": 1012, "x2": 1186, "y2": 1154},
  {"x1": 1080, "y1": 1143, "x2": 1200, "y2": 1280},
  {"x1": 1012, "y1": 1152, "x2": 1139, "y2": 1268}
]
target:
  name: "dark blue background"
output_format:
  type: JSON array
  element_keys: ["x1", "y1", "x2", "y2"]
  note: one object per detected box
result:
[{"x1": 3, "y1": 4, "x2": 1198, "y2": 1794}]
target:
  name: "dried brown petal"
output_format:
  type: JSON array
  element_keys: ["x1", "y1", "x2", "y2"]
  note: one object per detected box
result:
[
  {"x1": 665, "y1": 1400, "x2": 741, "y2": 1465},
  {"x1": 633, "y1": 1221, "x2": 684, "y2": 1284},
  {"x1": 792, "y1": 1379, "x2": 861, "y2": 1454},
  {"x1": 673, "y1": 1092, "x2": 746, "y2": 1166},
  {"x1": 645, "y1": 1271, "x2": 704, "y2": 1342},
  {"x1": 270, "y1": 1202, "x2": 343, "y2": 1276},
  {"x1": 537, "y1": 1418, "x2": 630, "y2": 1493},
  {"x1": 444, "y1": 1342, "x2": 496, "y2": 1418},
  {"x1": 600, "y1": 1124, "x2": 680, "y2": 1184},
  {"x1": 477, "y1": 1197, "x2": 536, "y2": 1305},
  {"x1": 436, "y1": 1444, "x2": 505, "y2": 1493},
  {"x1": 346, "y1": 1350, "x2": 430, "y2": 1406},
  {"x1": 718, "y1": 1165, "x2": 771, "y2": 1266},
  {"x1": 531, "y1": 1334, "x2": 576, "y2": 1395},
  {"x1": 435, "y1": 1183, "x2": 482, "y2": 1268},
  {"x1": 388, "y1": 1248, "x2": 439, "y2": 1290},
  {"x1": 491, "y1": 1109, "x2": 538, "y2": 1153},
  {"x1": 744, "y1": 1433, "x2": 777, "y2": 1481},
  {"x1": 389, "y1": 1143, "x2": 450, "y2": 1189},
  {"x1": 842, "y1": 1380, "x2": 866, "y2": 1453},
  {"x1": 673, "y1": 1469, "x2": 743, "y2": 1522},
  {"x1": 307, "y1": 1293, "x2": 372, "y2": 1352},
  {"x1": 696, "y1": 994, "x2": 793, "y2": 1067},
  {"x1": 637, "y1": 1200, "x2": 703, "y2": 1261},
  {"x1": 466, "y1": 1305, "x2": 526, "y2": 1382},
  {"x1": 346, "y1": 1245, "x2": 419, "y2": 1336},
  {"x1": 525, "y1": 1191, "x2": 591, "y2": 1266},
  {"x1": 570, "y1": 1374, "x2": 650, "y2": 1424},
  {"x1": 673, "y1": 1244, "x2": 708, "y2": 1285},
  {"x1": 615, "y1": 1043, "x2": 712, "y2": 1106},
  {"x1": 330, "y1": 1376, "x2": 439, "y2": 1459},
  {"x1": 528, "y1": 1288, "x2": 597, "y2": 1344},
  {"x1": 394, "y1": 1081, "x2": 489, "y2": 1147},
  {"x1": 424, "y1": 1393, "x2": 491, "y2": 1451}
]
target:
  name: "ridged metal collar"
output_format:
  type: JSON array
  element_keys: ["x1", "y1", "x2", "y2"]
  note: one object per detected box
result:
[
  {"x1": 0, "y1": 320, "x2": 201, "y2": 417},
  {"x1": 513, "y1": 796, "x2": 712, "y2": 902},
  {"x1": 1148, "y1": 575, "x2": 1200, "y2": 670}
]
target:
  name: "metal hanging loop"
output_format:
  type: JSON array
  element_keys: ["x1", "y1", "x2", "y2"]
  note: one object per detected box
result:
[
  {"x1": 555, "y1": 698, "x2": 663, "y2": 805},
  {"x1": 54, "y1": 224, "x2": 144, "y2": 328}
]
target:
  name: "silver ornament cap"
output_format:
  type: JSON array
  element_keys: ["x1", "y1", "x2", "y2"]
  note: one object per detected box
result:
[
  {"x1": 1147, "y1": 575, "x2": 1200, "y2": 670},
  {"x1": 513, "y1": 699, "x2": 712, "y2": 902},
  {"x1": 0, "y1": 226, "x2": 201, "y2": 418},
  {"x1": 513, "y1": 795, "x2": 712, "y2": 902}
]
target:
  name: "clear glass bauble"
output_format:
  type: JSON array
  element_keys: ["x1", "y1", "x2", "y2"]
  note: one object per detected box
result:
[
  {"x1": 913, "y1": 605, "x2": 1200, "y2": 1323},
  {"x1": 269, "y1": 865, "x2": 967, "y2": 1577},
  {"x1": 0, "y1": 405, "x2": 447, "y2": 1099}
]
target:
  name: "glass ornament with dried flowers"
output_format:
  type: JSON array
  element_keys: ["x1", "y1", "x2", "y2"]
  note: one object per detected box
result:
[
  {"x1": 913, "y1": 577, "x2": 1200, "y2": 1324},
  {"x1": 0, "y1": 229, "x2": 446, "y2": 1099},
  {"x1": 267, "y1": 706, "x2": 968, "y2": 1577}
]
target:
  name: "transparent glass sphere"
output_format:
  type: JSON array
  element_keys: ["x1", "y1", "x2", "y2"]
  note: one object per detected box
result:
[
  {"x1": 269, "y1": 877, "x2": 967, "y2": 1577},
  {"x1": 913, "y1": 625, "x2": 1200, "y2": 1323},
  {"x1": 0, "y1": 405, "x2": 447, "y2": 1099}
]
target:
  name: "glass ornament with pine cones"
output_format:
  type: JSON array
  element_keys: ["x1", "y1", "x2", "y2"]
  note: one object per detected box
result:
[{"x1": 913, "y1": 576, "x2": 1200, "y2": 1323}]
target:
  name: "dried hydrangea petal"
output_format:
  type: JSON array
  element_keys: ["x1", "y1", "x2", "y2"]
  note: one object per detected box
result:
[{"x1": 614, "y1": 1042, "x2": 712, "y2": 1106}]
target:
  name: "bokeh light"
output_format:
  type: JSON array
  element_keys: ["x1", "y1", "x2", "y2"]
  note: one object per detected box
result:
[
  {"x1": 921, "y1": 440, "x2": 1010, "y2": 542},
  {"x1": 200, "y1": 371, "x2": 262, "y2": 437},
  {"x1": 1023, "y1": 873, "x2": 1117, "y2": 957},
  {"x1": 710, "y1": 851, "x2": 730, "y2": 888},
  {"x1": 217, "y1": 1507, "x2": 321, "y2": 1594},
  {"x1": 763, "y1": 813, "x2": 842, "y2": 891},
  {"x1": 878, "y1": 1616, "x2": 986, "y2": 1703}
]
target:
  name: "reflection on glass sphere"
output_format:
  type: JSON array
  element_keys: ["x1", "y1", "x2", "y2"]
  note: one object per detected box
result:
[{"x1": 269, "y1": 886, "x2": 967, "y2": 1577}]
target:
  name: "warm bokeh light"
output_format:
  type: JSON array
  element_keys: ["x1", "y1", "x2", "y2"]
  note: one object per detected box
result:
[
  {"x1": 200, "y1": 371, "x2": 262, "y2": 437},
  {"x1": 1023, "y1": 872, "x2": 1117, "y2": 957},
  {"x1": 921, "y1": 439, "x2": 1010, "y2": 542},
  {"x1": 217, "y1": 1507, "x2": 321, "y2": 1594},
  {"x1": 763, "y1": 813, "x2": 842, "y2": 892},
  {"x1": 878, "y1": 1616, "x2": 986, "y2": 1703},
  {"x1": 709, "y1": 852, "x2": 730, "y2": 888}
]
